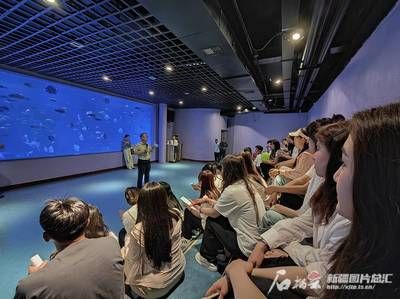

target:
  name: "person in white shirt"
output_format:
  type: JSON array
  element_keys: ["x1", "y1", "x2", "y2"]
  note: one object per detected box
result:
[
  {"x1": 206, "y1": 121, "x2": 351, "y2": 299},
  {"x1": 191, "y1": 155, "x2": 264, "y2": 272}
]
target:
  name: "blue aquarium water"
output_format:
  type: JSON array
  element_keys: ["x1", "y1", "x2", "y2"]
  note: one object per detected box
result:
[{"x1": 0, "y1": 69, "x2": 154, "y2": 160}]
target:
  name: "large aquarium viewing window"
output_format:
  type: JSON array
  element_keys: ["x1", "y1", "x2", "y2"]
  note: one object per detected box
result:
[{"x1": 0, "y1": 69, "x2": 154, "y2": 160}]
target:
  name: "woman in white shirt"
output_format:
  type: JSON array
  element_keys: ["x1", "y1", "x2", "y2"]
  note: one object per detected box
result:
[
  {"x1": 124, "y1": 182, "x2": 185, "y2": 298},
  {"x1": 206, "y1": 121, "x2": 351, "y2": 299},
  {"x1": 192, "y1": 155, "x2": 265, "y2": 272}
]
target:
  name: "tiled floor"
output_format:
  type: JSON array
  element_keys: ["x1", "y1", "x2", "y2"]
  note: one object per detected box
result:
[{"x1": 0, "y1": 161, "x2": 220, "y2": 299}]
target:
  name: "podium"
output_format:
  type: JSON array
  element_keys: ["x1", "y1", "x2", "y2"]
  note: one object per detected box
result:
[{"x1": 167, "y1": 143, "x2": 183, "y2": 162}]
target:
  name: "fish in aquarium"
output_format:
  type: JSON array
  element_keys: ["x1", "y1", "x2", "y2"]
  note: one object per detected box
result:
[
  {"x1": 73, "y1": 144, "x2": 80, "y2": 152},
  {"x1": 8, "y1": 93, "x2": 28, "y2": 100},
  {"x1": 0, "y1": 84, "x2": 7, "y2": 88},
  {"x1": 54, "y1": 107, "x2": 67, "y2": 113},
  {"x1": 24, "y1": 83, "x2": 32, "y2": 88},
  {"x1": 0, "y1": 106, "x2": 10, "y2": 112},
  {"x1": 45, "y1": 85, "x2": 57, "y2": 94},
  {"x1": 48, "y1": 135, "x2": 55, "y2": 142}
]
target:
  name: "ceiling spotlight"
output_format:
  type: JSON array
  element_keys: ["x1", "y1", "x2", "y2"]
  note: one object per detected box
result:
[
  {"x1": 178, "y1": 100, "x2": 184, "y2": 105},
  {"x1": 148, "y1": 90, "x2": 155, "y2": 96},
  {"x1": 148, "y1": 76, "x2": 157, "y2": 80},
  {"x1": 274, "y1": 79, "x2": 282, "y2": 85},
  {"x1": 184, "y1": 92, "x2": 190, "y2": 95},
  {"x1": 244, "y1": 108, "x2": 249, "y2": 112},
  {"x1": 291, "y1": 32, "x2": 302, "y2": 41},
  {"x1": 102, "y1": 75, "x2": 112, "y2": 82},
  {"x1": 201, "y1": 86, "x2": 208, "y2": 92},
  {"x1": 237, "y1": 105, "x2": 242, "y2": 111},
  {"x1": 44, "y1": 0, "x2": 56, "y2": 3},
  {"x1": 252, "y1": 107, "x2": 256, "y2": 110},
  {"x1": 268, "y1": 98, "x2": 273, "y2": 103},
  {"x1": 165, "y1": 64, "x2": 174, "y2": 72}
]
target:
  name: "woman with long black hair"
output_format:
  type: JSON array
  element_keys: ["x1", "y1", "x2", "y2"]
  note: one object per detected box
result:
[
  {"x1": 192, "y1": 155, "x2": 265, "y2": 272},
  {"x1": 324, "y1": 102, "x2": 400, "y2": 299},
  {"x1": 124, "y1": 182, "x2": 185, "y2": 298}
]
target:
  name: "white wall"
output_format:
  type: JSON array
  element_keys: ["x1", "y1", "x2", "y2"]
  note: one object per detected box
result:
[
  {"x1": 308, "y1": 2, "x2": 400, "y2": 121},
  {"x1": 174, "y1": 108, "x2": 227, "y2": 161},
  {"x1": 229, "y1": 112, "x2": 308, "y2": 153}
]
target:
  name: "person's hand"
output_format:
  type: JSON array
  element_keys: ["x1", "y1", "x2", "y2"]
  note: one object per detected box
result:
[
  {"x1": 269, "y1": 169, "x2": 280, "y2": 178},
  {"x1": 190, "y1": 198, "x2": 203, "y2": 206},
  {"x1": 265, "y1": 185, "x2": 277, "y2": 195},
  {"x1": 265, "y1": 193, "x2": 279, "y2": 207},
  {"x1": 28, "y1": 261, "x2": 48, "y2": 274},
  {"x1": 248, "y1": 242, "x2": 267, "y2": 267},
  {"x1": 205, "y1": 276, "x2": 230, "y2": 299},
  {"x1": 226, "y1": 259, "x2": 253, "y2": 276},
  {"x1": 264, "y1": 248, "x2": 288, "y2": 259},
  {"x1": 203, "y1": 195, "x2": 216, "y2": 206},
  {"x1": 270, "y1": 204, "x2": 286, "y2": 214}
]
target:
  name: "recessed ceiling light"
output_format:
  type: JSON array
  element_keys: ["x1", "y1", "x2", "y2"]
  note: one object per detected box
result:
[
  {"x1": 148, "y1": 76, "x2": 157, "y2": 80},
  {"x1": 148, "y1": 90, "x2": 155, "y2": 96},
  {"x1": 237, "y1": 105, "x2": 242, "y2": 111},
  {"x1": 165, "y1": 65, "x2": 174, "y2": 72},
  {"x1": 184, "y1": 92, "x2": 190, "y2": 95},
  {"x1": 274, "y1": 79, "x2": 282, "y2": 85},
  {"x1": 291, "y1": 32, "x2": 301, "y2": 41},
  {"x1": 44, "y1": 0, "x2": 56, "y2": 3},
  {"x1": 178, "y1": 100, "x2": 184, "y2": 105},
  {"x1": 70, "y1": 41, "x2": 84, "y2": 48},
  {"x1": 252, "y1": 107, "x2": 256, "y2": 110},
  {"x1": 201, "y1": 86, "x2": 208, "y2": 92},
  {"x1": 102, "y1": 75, "x2": 112, "y2": 82},
  {"x1": 268, "y1": 98, "x2": 273, "y2": 103},
  {"x1": 244, "y1": 108, "x2": 249, "y2": 112}
]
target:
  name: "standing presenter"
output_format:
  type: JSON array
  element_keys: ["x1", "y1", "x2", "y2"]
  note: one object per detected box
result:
[{"x1": 133, "y1": 132, "x2": 156, "y2": 188}]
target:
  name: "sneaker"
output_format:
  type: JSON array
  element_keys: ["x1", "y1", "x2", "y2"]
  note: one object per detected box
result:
[{"x1": 195, "y1": 252, "x2": 218, "y2": 272}]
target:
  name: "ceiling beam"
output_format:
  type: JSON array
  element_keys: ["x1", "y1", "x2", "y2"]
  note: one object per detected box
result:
[{"x1": 281, "y1": 0, "x2": 300, "y2": 110}]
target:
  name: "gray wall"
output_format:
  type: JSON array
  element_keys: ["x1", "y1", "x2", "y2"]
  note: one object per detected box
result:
[{"x1": 0, "y1": 152, "x2": 124, "y2": 187}]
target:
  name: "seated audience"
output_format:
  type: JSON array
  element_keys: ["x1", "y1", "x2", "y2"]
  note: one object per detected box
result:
[
  {"x1": 324, "y1": 103, "x2": 399, "y2": 299},
  {"x1": 192, "y1": 155, "x2": 264, "y2": 272},
  {"x1": 206, "y1": 121, "x2": 351, "y2": 299},
  {"x1": 252, "y1": 145, "x2": 263, "y2": 161},
  {"x1": 259, "y1": 139, "x2": 281, "y2": 179},
  {"x1": 119, "y1": 187, "x2": 140, "y2": 247},
  {"x1": 124, "y1": 182, "x2": 185, "y2": 299},
  {"x1": 182, "y1": 170, "x2": 221, "y2": 240},
  {"x1": 159, "y1": 181, "x2": 184, "y2": 213},
  {"x1": 14, "y1": 198, "x2": 124, "y2": 299},
  {"x1": 243, "y1": 147, "x2": 252, "y2": 155},
  {"x1": 85, "y1": 204, "x2": 117, "y2": 240},
  {"x1": 269, "y1": 128, "x2": 314, "y2": 185},
  {"x1": 241, "y1": 152, "x2": 268, "y2": 204},
  {"x1": 261, "y1": 121, "x2": 344, "y2": 232},
  {"x1": 266, "y1": 118, "x2": 330, "y2": 209},
  {"x1": 192, "y1": 162, "x2": 223, "y2": 191}
]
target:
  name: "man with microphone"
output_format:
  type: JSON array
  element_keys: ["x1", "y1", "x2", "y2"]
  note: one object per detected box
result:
[{"x1": 133, "y1": 132, "x2": 156, "y2": 188}]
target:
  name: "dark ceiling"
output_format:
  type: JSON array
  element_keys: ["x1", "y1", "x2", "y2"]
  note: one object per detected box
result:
[
  {"x1": 0, "y1": 0, "x2": 251, "y2": 111},
  {"x1": 0, "y1": 0, "x2": 397, "y2": 113}
]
